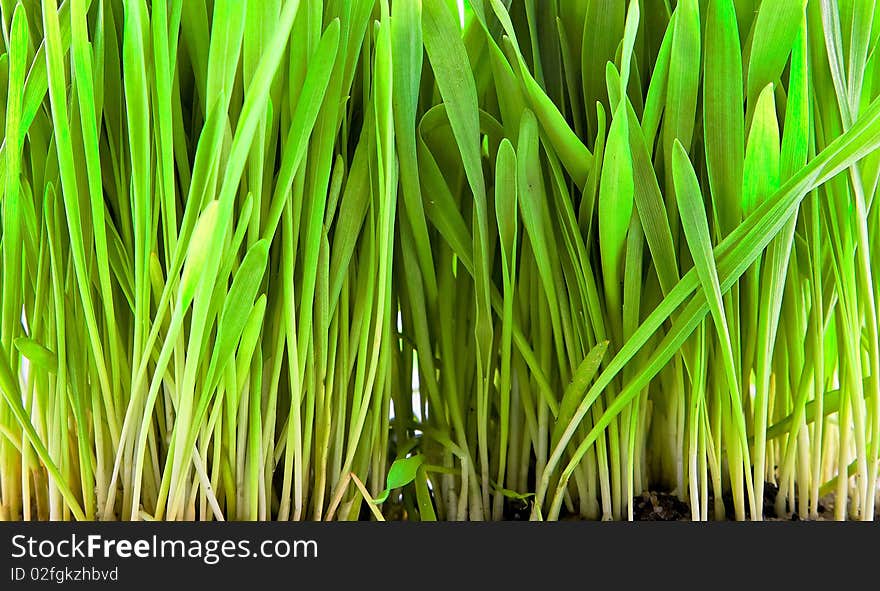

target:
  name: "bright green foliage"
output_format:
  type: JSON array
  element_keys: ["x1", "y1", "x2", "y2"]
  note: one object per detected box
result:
[{"x1": 1, "y1": 0, "x2": 879, "y2": 523}]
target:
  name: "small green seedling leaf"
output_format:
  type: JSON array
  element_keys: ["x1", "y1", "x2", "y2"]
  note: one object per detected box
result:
[
  {"x1": 179, "y1": 200, "x2": 220, "y2": 306},
  {"x1": 373, "y1": 455, "x2": 426, "y2": 504},
  {"x1": 14, "y1": 338, "x2": 58, "y2": 374},
  {"x1": 742, "y1": 83, "x2": 781, "y2": 214},
  {"x1": 490, "y1": 481, "x2": 535, "y2": 501},
  {"x1": 598, "y1": 101, "x2": 635, "y2": 317},
  {"x1": 552, "y1": 341, "x2": 609, "y2": 446},
  {"x1": 206, "y1": 239, "x2": 270, "y2": 387}
]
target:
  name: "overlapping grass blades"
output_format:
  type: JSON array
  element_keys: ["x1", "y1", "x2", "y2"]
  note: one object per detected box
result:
[{"x1": 1, "y1": 0, "x2": 879, "y2": 521}]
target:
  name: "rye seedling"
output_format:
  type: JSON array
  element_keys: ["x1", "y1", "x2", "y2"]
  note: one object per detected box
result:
[{"x1": 1, "y1": 0, "x2": 879, "y2": 522}]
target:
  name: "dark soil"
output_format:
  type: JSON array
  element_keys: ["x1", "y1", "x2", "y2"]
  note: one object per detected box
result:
[
  {"x1": 378, "y1": 482, "x2": 846, "y2": 521},
  {"x1": 503, "y1": 497, "x2": 531, "y2": 521},
  {"x1": 633, "y1": 491, "x2": 691, "y2": 521},
  {"x1": 717, "y1": 482, "x2": 828, "y2": 520},
  {"x1": 632, "y1": 482, "x2": 829, "y2": 521}
]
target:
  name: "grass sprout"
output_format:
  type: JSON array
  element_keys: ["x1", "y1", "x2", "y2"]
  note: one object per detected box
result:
[{"x1": 1, "y1": 0, "x2": 879, "y2": 522}]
